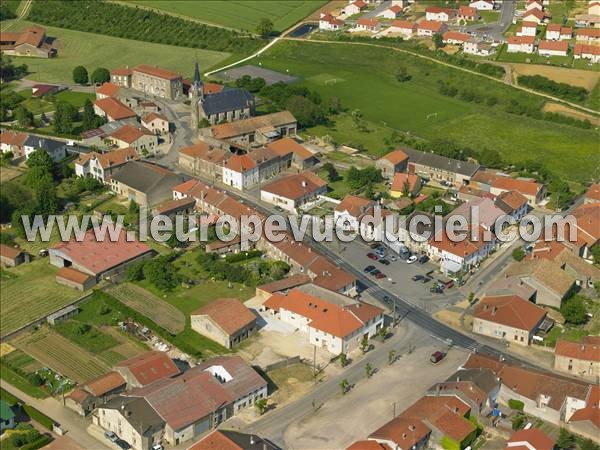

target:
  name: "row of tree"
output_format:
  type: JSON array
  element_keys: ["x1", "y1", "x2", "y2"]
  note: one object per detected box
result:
[
  {"x1": 0, "y1": 54, "x2": 27, "y2": 83},
  {"x1": 518, "y1": 74, "x2": 589, "y2": 104},
  {"x1": 72, "y1": 65, "x2": 110, "y2": 85}
]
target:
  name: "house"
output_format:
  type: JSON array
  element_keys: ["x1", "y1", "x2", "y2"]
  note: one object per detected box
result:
[
  {"x1": 442, "y1": 367, "x2": 502, "y2": 412},
  {"x1": 538, "y1": 39, "x2": 569, "y2": 56},
  {"x1": 378, "y1": 5, "x2": 403, "y2": 20},
  {"x1": 554, "y1": 336, "x2": 600, "y2": 379},
  {"x1": 75, "y1": 147, "x2": 139, "y2": 181},
  {"x1": 417, "y1": 20, "x2": 447, "y2": 37},
  {"x1": 23, "y1": 135, "x2": 68, "y2": 162},
  {"x1": 523, "y1": 8, "x2": 550, "y2": 24},
  {"x1": 526, "y1": 0, "x2": 544, "y2": 11},
  {"x1": 152, "y1": 197, "x2": 196, "y2": 220},
  {"x1": 390, "y1": 173, "x2": 421, "y2": 198},
  {"x1": 495, "y1": 190, "x2": 529, "y2": 221},
  {"x1": 574, "y1": 43, "x2": 600, "y2": 62},
  {"x1": 209, "y1": 111, "x2": 297, "y2": 146},
  {"x1": 376, "y1": 149, "x2": 409, "y2": 180},
  {"x1": 0, "y1": 400, "x2": 15, "y2": 432},
  {"x1": 110, "y1": 67, "x2": 132, "y2": 88},
  {"x1": 178, "y1": 140, "x2": 231, "y2": 179},
  {"x1": 458, "y1": 6, "x2": 480, "y2": 21},
  {"x1": 0, "y1": 130, "x2": 28, "y2": 157},
  {"x1": 507, "y1": 35, "x2": 536, "y2": 53},
  {"x1": 334, "y1": 195, "x2": 377, "y2": 232},
  {"x1": 585, "y1": 183, "x2": 600, "y2": 204},
  {"x1": 505, "y1": 429, "x2": 555, "y2": 450},
  {"x1": 195, "y1": 88, "x2": 256, "y2": 125},
  {"x1": 457, "y1": 185, "x2": 495, "y2": 202},
  {"x1": 490, "y1": 176, "x2": 545, "y2": 205},
  {"x1": 568, "y1": 386, "x2": 600, "y2": 443},
  {"x1": 590, "y1": 1, "x2": 600, "y2": 16},
  {"x1": 113, "y1": 64, "x2": 184, "y2": 100},
  {"x1": 443, "y1": 31, "x2": 471, "y2": 45},
  {"x1": 428, "y1": 226, "x2": 496, "y2": 277},
  {"x1": 566, "y1": 203, "x2": 600, "y2": 261},
  {"x1": 191, "y1": 298, "x2": 257, "y2": 349},
  {"x1": 56, "y1": 267, "x2": 96, "y2": 291},
  {"x1": 141, "y1": 112, "x2": 169, "y2": 135},
  {"x1": 222, "y1": 154, "x2": 258, "y2": 191},
  {"x1": 266, "y1": 137, "x2": 318, "y2": 170},
  {"x1": 576, "y1": 28, "x2": 600, "y2": 42},
  {"x1": 189, "y1": 430, "x2": 279, "y2": 450},
  {"x1": 367, "y1": 415, "x2": 431, "y2": 450},
  {"x1": 449, "y1": 197, "x2": 506, "y2": 232},
  {"x1": 319, "y1": 13, "x2": 345, "y2": 31},
  {"x1": 109, "y1": 161, "x2": 186, "y2": 207},
  {"x1": 470, "y1": 0, "x2": 494, "y2": 10},
  {"x1": 108, "y1": 124, "x2": 157, "y2": 154},
  {"x1": 355, "y1": 18, "x2": 382, "y2": 33},
  {"x1": 516, "y1": 21, "x2": 538, "y2": 37},
  {"x1": 95, "y1": 82, "x2": 121, "y2": 100},
  {"x1": 49, "y1": 228, "x2": 154, "y2": 281},
  {"x1": 94, "y1": 97, "x2": 137, "y2": 122},
  {"x1": 402, "y1": 147, "x2": 481, "y2": 186},
  {"x1": 31, "y1": 84, "x2": 61, "y2": 98},
  {"x1": 473, "y1": 294, "x2": 547, "y2": 346},
  {"x1": 260, "y1": 172, "x2": 327, "y2": 212},
  {"x1": 464, "y1": 38, "x2": 495, "y2": 56},
  {"x1": 575, "y1": 14, "x2": 600, "y2": 28},
  {"x1": 115, "y1": 351, "x2": 180, "y2": 388},
  {"x1": 425, "y1": 7, "x2": 456, "y2": 22},
  {"x1": 0, "y1": 25, "x2": 56, "y2": 58},
  {"x1": 0, "y1": 244, "x2": 29, "y2": 267},
  {"x1": 263, "y1": 288, "x2": 384, "y2": 355},
  {"x1": 65, "y1": 371, "x2": 126, "y2": 416},
  {"x1": 387, "y1": 20, "x2": 417, "y2": 37},
  {"x1": 546, "y1": 23, "x2": 573, "y2": 40},
  {"x1": 343, "y1": 0, "x2": 367, "y2": 16}
]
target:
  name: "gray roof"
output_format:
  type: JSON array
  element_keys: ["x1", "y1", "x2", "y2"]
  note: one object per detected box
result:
[
  {"x1": 402, "y1": 147, "x2": 481, "y2": 177},
  {"x1": 219, "y1": 430, "x2": 280, "y2": 450},
  {"x1": 101, "y1": 396, "x2": 164, "y2": 436},
  {"x1": 200, "y1": 88, "x2": 255, "y2": 116},
  {"x1": 24, "y1": 135, "x2": 65, "y2": 152},
  {"x1": 447, "y1": 368, "x2": 500, "y2": 395},
  {"x1": 111, "y1": 161, "x2": 185, "y2": 194},
  {"x1": 47, "y1": 305, "x2": 78, "y2": 321}
]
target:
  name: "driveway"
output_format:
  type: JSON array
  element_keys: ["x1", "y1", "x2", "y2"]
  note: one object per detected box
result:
[{"x1": 465, "y1": 0, "x2": 516, "y2": 41}]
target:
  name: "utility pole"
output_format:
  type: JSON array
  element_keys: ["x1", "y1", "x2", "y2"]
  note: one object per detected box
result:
[{"x1": 313, "y1": 345, "x2": 317, "y2": 386}]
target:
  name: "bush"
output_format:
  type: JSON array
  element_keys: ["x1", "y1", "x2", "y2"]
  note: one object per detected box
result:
[
  {"x1": 225, "y1": 250, "x2": 262, "y2": 263},
  {"x1": 512, "y1": 248, "x2": 526, "y2": 262},
  {"x1": 508, "y1": 399, "x2": 525, "y2": 411},
  {"x1": 0, "y1": 387, "x2": 19, "y2": 406},
  {"x1": 561, "y1": 295, "x2": 587, "y2": 325},
  {"x1": 517, "y1": 75, "x2": 589, "y2": 103},
  {"x1": 23, "y1": 404, "x2": 54, "y2": 430},
  {"x1": 511, "y1": 412, "x2": 527, "y2": 430},
  {"x1": 27, "y1": 373, "x2": 43, "y2": 387}
]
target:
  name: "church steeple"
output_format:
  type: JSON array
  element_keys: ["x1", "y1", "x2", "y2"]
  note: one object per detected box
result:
[
  {"x1": 190, "y1": 60, "x2": 202, "y2": 129},
  {"x1": 193, "y1": 61, "x2": 201, "y2": 87}
]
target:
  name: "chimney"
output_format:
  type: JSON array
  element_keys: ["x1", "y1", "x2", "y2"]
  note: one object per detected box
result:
[
  {"x1": 483, "y1": 304, "x2": 489, "y2": 311},
  {"x1": 491, "y1": 306, "x2": 497, "y2": 315},
  {"x1": 250, "y1": 435, "x2": 255, "y2": 445},
  {"x1": 409, "y1": 425, "x2": 416, "y2": 431},
  {"x1": 302, "y1": 180, "x2": 308, "y2": 187}
]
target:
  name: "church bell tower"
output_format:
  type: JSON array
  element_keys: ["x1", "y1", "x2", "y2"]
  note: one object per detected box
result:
[{"x1": 190, "y1": 61, "x2": 203, "y2": 129}]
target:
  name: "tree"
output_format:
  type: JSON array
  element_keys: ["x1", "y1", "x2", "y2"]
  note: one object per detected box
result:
[
  {"x1": 578, "y1": 439, "x2": 599, "y2": 450},
  {"x1": 81, "y1": 99, "x2": 104, "y2": 131},
  {"x1": 555, "y1": 428, "x2": 576, "y2": 449},
  {"x1": 28, "y1": 373, "x2": 43, "y2": 386},
  {"x1": 14, "y1": 105, "x2": 33, "y2": 127},
  {"x1": 254, "y1": 398, "x2": 268, "y2": 415},
  {"x1": 433, "y1": 33, "x2": 445, "y2": 49},
  {"x1": 339, "y1": 378, "x2": 349, "y2": 395},
  {"x1": 561, "y1": 295, "x2": 587, "y2": 325},
  {"x1": 511, "y1": 413, "x2": 526, "y2": 430},
  {"x1": 90, "y1": 67, "x2": 110, "y2": 84},
  {"x1": 396, "y1": 67, "x2": 412, "y2": 83},
  {"x1": 512, "y1": 248, "x2": 526, "y2": 261},
  {"x1": 75, "y1": 323, "x2": 91, "y2": 335},
  {"x1": 285, "y1": 95, "x2": 324, "y2": 128},
  {"x1": 360, "y1": 335, "x2": 369, "y2": 353},
  {"x1": 339, "y1": 353, "x2": 347, "y2": 367},
  {"x1": 378, "y1": 326, "x2": 388, "y2": 342},
  {"x1": 143, "y1": 256, "x2": 179, "y2": 291},
  {"x1": 256, "y1": 17, "x2": 274, "y2": 38},
  {"x1": 127, "y1": 261, "x2": 145, "y2": 281},
  {"x1": 26, "y1": 149, "x2": 53, "y2": 172},
  {"x1": 591, "y1": 244, "x2": 600, "y2": 265},
  {"x1": 53, "y1": 101, "x2": 78, "y2": 134},
  {"x1": 98, "y1": 302, "x2": 111, "y2": 315},
  {"x1": 365, "y1": 362, "x2": 374, "y2": 378},
  {"x1": 323, "y1": 162, "x2": 339, "y2": 181},
  {"x1": 388, "y1": 350, "x2": 396, "y2": 365},
  {"x1": 72, "y1": 65, "x2": 88, "y2": 84}
]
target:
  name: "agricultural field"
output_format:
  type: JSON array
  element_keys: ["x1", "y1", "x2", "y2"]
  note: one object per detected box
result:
[
  {"x1": 130, "y1": 0, "x2": 327, "y2": 33},
  {"x1": 0, "y1": 259, "x2": 82, "y2": 337},
  {"x1": 508, "y1": 63, "x2": 600, "y2": 90},
  {"x1": 12, "y1": 326, "x2": 111, "y2": 383},
  {"x1": 10, "y1": 21, "x2": 229, "y2": 84},
  {"x1": 258, "y1": 40, "x2": 600, "y2": 183},
  {"x1": 105, "y1": 283, "x2": 186, "y2": 334}
]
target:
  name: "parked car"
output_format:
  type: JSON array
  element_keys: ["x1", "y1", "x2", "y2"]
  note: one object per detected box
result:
[
  {"x1": 421, "y1": 276, "x2": 432, "y2": 284},
  {"x1": 274, "y1": 205, "x2": 284, "y2": 212},
  {"x1": 379, "y1": 259, "x2": 390, "y2": 265},
  {"x1": 104, "y1": 432, "x2": 118, "y2": 443},
  {"x1": 430, "y1": 285, "x2": 443, "y2": 294},
  {"x1": 152, "y1": 445, "x2": 164, "y2": 450},
  {"x1": 399, "y1": 251, "x2": 410, "y2": 260},
  {"x1": 406, "y1": 255, "x2": 418, "y2": 264},
  {"x1": 371, "y1": 269, "x2": 382, "y2": 276},
  {"x1": 430, "y1": 351, "x2": 446, "y2": 364},
  {"x1": 445, "y1": 280, "x2": 455, "y2": 289},
  {"x1": 388, "y1": 254, "x2": 397, "y2": 262},
  {"x1": 370, "y1": 242, "x2": 383, "y2": 249},
  {"x1": 116, "y1": 440, "x2": 131, "y2": 450},
  {"x1": 375, "y1": 272, "x2": 386, "y2": 279},
  {"x1": 364, "y1": 265, "x2": 376, "y2": 273},
  {"x1": 412, "y1": 275, "x2": 424, "y2": 281},
  {"x1": 367, "y1": 253, "x2": 378, "y2": 260},
  {"x1": 418, "y1": 255, "x2": 429, "y2": 264},
  {"x1": 382, "y1": 295, "x2": 392, "y2": 304}
]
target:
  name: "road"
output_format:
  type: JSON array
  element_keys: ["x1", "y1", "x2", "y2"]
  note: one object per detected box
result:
[{"x1": 465, "y1": 0, "x2": 516, "y2": 41}]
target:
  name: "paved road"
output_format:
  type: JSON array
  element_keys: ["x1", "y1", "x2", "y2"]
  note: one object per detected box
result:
[{"x1": 465, "y1": 0, "x2": 516, "y2": 41}]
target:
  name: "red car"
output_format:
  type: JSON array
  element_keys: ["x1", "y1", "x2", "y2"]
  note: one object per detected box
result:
[
  {"x1": 375, "y1": 272, "x2": 386, "y2": 279},
  {"x1": 367, "y1": 253, "x2": 378, "y2": 260}
]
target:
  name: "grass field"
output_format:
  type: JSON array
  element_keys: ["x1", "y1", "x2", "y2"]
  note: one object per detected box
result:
[
  {"x1": 14, "y1": 89, "x2": 95, "y2": 115},
  {"x1": 258, "y1": 40, "x2": 600, "y2": 183},
  {"x1": 10, "y1": 21, "x2": 229, "y2": 84},
  {"x1": 105, "y1": 283, "x2": 186, "y2": 334},
  {"x1": 129, "y1": 0, "x2": 327, "y2": 33},
  {"x1": 0, "y1": 259, "x2": 82, "y2": 337},
  {"x1": 13, "y1": 326, "x2": 111, "y2": 383}
]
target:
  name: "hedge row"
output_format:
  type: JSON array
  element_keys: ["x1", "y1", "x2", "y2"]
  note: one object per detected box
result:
[{"x1": 23, "y1": 404, "x2": 54, "y2": 430}]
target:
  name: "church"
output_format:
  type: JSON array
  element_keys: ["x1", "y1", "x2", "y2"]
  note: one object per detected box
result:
[{"x1": 190, "y1": 63, "x2": 256, "y2": 127}]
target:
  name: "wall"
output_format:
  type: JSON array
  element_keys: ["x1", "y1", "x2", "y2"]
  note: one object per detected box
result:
[
  {"x1": 473, "y1": 317, "x2": 531, "y2": 346},
  {"x1": 554, "y1": 355, "x2": 600, "y2": 379}
]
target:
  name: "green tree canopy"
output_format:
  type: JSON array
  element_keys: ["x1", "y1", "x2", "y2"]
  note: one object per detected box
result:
[
  {"x1": 90, "y1": 67, "x2": 110, "y2": 84},
  {"x1": 72, "y1": 65, "x2": 88, "y2": 84},
  {"x1": 256, "y1": 17, "x2": 274, "y2": 38}
]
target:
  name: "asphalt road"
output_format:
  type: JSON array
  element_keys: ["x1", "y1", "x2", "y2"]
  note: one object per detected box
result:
[{"x1": 465, "y1": 0, "x2": 516, "y2": 41}]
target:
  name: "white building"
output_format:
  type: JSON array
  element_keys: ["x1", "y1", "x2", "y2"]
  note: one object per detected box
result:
[
  {"x1": 141, "y1": 112, "x2": 169, "y2": 135},
  {"x1": 319, "y1": 13, "x2": 345, "y2": 31},
  {"x1": 387, "y1": 20, "x2": 416, "y2": 37},
  {"x1": 507, "y1": 35, "x2": 535, "y2": 53},
  {"x1": 574, "y1": 43, "x2": 600, "y2": 63},
  {"x1": 546, "y1": 24, "x2": 572, "y2": 40},
  {"x1": 355, "y1": 18, "x2": 382, "y2": 32},
  {"x1": 464, "y1": 38, "x2": 495, "y2": 56},
  {"x1": 516, "y1": 21, "x2": 538, "y2": 37},
  {"x1": 343, "y1": 0, "x2": 367, "y2": 16},
  {"x1": 425, "y1": 7, "x2": 455, "y2": 22},
  {"x1": 23, "y1": 136, "x2": 67, "y2": 162},
  {"x1": 538, "y1": 39, "x2": 569, "y2": 56},
  {"x1": 260, "y1": 172, "x2": 327, "y2": 212},
  {"x1": 264, "y1": 289, "x2": 384, "y2": 355},
  {"x1": 469, "y1": 0, "x2": 494, "y2": 10},
  {"x1": 75, "y1": 147, "x2": 139, "y2": 181},
  {"x1": 222, "y1": 154, "x2": 258, "y2": 190},
  {"x1": 378, "y1": 5, "x2": 403, "y2": 19}
]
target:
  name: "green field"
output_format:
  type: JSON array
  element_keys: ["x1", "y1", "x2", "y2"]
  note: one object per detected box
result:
[
  {"x1": 258, "y1": 40, "x2": 600, "y2": 183},
  {"x1": 11, "y1": 21, "x2": 229, "y2": 83},
  {"x1": 130, "y1": 0, "x2": 327, "y2": 33},
  {"x1": 0, "y1": 259, "x2": 82, "y2": 337}
]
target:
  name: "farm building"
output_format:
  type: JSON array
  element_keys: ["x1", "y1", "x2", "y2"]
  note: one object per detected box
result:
[
  {"x1": 55, "y1": 267, "x2": 96, "y2": 291},
  {"x1": 66, "y1": 371, "x2": 127, "y2": 417},
  {"x1": 114, "y1": 351, "x2": 180, "y2": 388},
  {"x1": 0, "y1": 130, "x2": 29, "y2": 157},
  {"x1": 47, "y1": 304, "x2": 80, "y2": 325},
  {"x1": 209, "y1": 111, "x2": 297, "y2": 146},
  {"x1": 0, "y1": 244, "x2": 29, "y2": 267},
  {"x1": 376, "y1": 149, "x2": 409, "y2": 180},
  {"x1": 49, "y1": 228, "x2": 154, "y2": 281},
  {"x1": 0, "y1": 25, "x2": 56, "y2": 58},
  {"x1": 266, "y1": 137, "x2": 318, "y2": 170}
]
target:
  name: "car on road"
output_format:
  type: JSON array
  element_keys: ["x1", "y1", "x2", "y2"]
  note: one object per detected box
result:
[
  {"x1": 369, "y1": 242, "x2": 383, "y2": 249},
  {"x1": 274, "y1": 205, "x2": 284, "y2": 212},
  {"x1": 379, "y1": 259, "x2": 390, "y2": 265},
  {"x1": 445, "y1": 280, "x2": 455, "y2": 289},
  {"x1": 364, "y1": 265, "x2": 376, "y2": 273},
  {"x1": 382, "y1": 295, "x2": 392, "y2": 304},
  {"x1": 412, "y1": 275, "x2": 424, "y2": 282},
  {"x1": 418, "y1": 255, "x2": 429, "y2": 264},
  {"x1": 375, "y1": 272, "x2": 386, "y2": 279},
  {"x1": 430, "y1": 351, "x2": 446, "y2": 364},
  {"x1": 104, "y1": 432, "x2": 118, "y2": 443},
  {"x1": 406, "y1": 255, "x2": 418, "y2": 264},
  {"x1": 367, "y1": 253, "x2": 378, "y2": 260},
  {"x1": 116, "y1": 439, "x2": 131, "y2": 450},
  {"x1": 152, "y1": 445, "x2": 164, "y2": 450},
  {"x1": 421, "y1": 276, "x2": 432, "y2": 284}
]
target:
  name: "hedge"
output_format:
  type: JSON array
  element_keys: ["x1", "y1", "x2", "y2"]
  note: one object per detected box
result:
[
  {"x1": 21, "y1": 435, "x2": 52, "y2": 450},
  {"x1": 225, "y1": 250, "x2": 263, "y2": 263},
  {"x1": 508, "y1": 399, "x2": 525, "y2": 411},
  {"x1": 23, "y1": 405, "x2": 54, "y2": 430},
  {"x1": 0, "y1": 363, "x2": 48, "y2": 399},
  {"x1": 0, "y1": 387, "x2": 19, "y2": 406}
]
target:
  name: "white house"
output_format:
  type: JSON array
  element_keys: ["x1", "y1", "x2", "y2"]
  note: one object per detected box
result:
[
  {"x1": 334, "y1": 195, "x2": 377, "y2": 233},
  {"x1": 538, "y1": 39, "x2": 569, "y2": 56},
  {"x1": 576, "y1": 28, "x2": 600, "y2": 43},
  {"x1": 574, "y1": 43, "x2": 600, "y2": 63},
  {"x1": 516, "y1": 21, "x2": 538, "y2": 37},
  {"x1": 387, "y1": 20, "x2": 416, "y2": 37},
  {"x1": 507, "y1": 35, "x2": 536, "y2": 53},
  {"x1": 108, "y1": 124, "x2": 158, "y2": 155},
  {"x1": 343, "y1": 0, "x2": 367, "y2": 16},
  {"x1": 469, "y1": 0, "x2": 494, "y2": 10},
  {"x1": 425, "y1": 6, "x2": 456, "y2": 22},
  {"x1": 75, "y1": 147, "x2": 139, "y2": 182},
  {"x1": 23, "y1": 135, "x2": 67, "y2": 162},
  {"x1": 141, "y1": 112, "x2": 169, "y2": 135},
  {"x1": 443, "y1": 30, "x2": 471, "y2": 45},
  {"x1": 458, "y1": 5, "x2": 480, "y2": 21},
  {"x1": 319, "y1": 13, "x2": 345, "y2": 31},
  {"x1": 464, "y1": 38, "x2": 495, "y2": 56},
  {"x1": 355, "y1": 17, "x2": 381, "y2": 32},
  {"x1": 523, "y1": 8, "x2": 549, "y2": 24},
  {"x1": 417, "y1": 20, "x2": 447, "y2": 36},
  {"x1": 526, "y1": 0, "x2": 543, "y2": 11},
  {"x1": 546, "y1": 23, "x2": 572, "y2": 40},
  {"x1": 264, "y1": 289, "x2": 384, "y2": 355},
  {"x1": 222, "y1": 154, "x2": 258, "y2": 190},
  {"x1": 260, "y1": 172, "x2": 327, "y2": 213},
  {"x1": 378, "y1": 5, "x2": 403, "y2": 19}
]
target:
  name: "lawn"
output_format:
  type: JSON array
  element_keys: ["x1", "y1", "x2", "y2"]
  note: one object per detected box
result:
[
  {"x1": 10, "y1": 21, "x2": 230, "y2": 84},
  {"x1": 55, "y1": 90, "x2": 96, "y2": 107},
  {"x1": 16, "y1": 90, "x2": 55, "y2": 114},
  {"x1": 479, "y1": 10, "x2": 500, "y2": 23},
  {"x1": 129, "y1": 0, "x2": 327, "y2": 33},
  {"x1": 495, "y1": 44, "x2": 581, "y2": 69},
  {"x1": 258, "y1": 40, "x2": 600, "y2": 183},
  {"x1": 0, "y1": 259, "x2": 82, "y2": 337}
]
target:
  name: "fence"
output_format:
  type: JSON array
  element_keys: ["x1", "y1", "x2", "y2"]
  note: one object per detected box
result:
[{"x1": 263, "y1": 356, "x2": 302, "y2": 372}]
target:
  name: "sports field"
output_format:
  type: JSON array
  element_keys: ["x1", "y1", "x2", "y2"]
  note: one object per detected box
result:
[
  {"x1": 10, "y1": 21, "x2": 229, "y2": 83},
  {"x1": 258, "y1": 40, "x2": 600, "y2": 183},
  {"x1": 130, "y1": 1, "x2": 327, "y2": 33}
]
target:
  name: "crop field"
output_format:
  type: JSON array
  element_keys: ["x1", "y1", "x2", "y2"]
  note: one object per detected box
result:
[
  {"x1": 0, "y1": 259, "x2": 81, "y2": 337},
  {"x1": 258, "y1": 40, "x2": 600, "y2": 183},
  {"x1": 509, "y1": 63, "x2": 600, "y2": 90},
  {"x1": 13, "y1": 327, "x2": 110, "y2": 383},
  {"x1": 105, "y1": 283, "x2": 186, "y2": 334},
  {"x1": 130, "y1": 1, "x2": 327, "y2": 33},
  {"x1": 10, "y1": 21, "x2": 229, "y2": 83}
]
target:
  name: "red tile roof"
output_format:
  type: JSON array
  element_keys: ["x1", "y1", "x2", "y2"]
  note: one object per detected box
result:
[
  {"x1": 111, "y1": 67, "x2": 132, "y2": 76},
  {"x1": 357, "y1": 18, "x2": 380, "y2": 27},
  {"x1": 116, "y1": 351, "x2": 180, "y2": 386},
  {"x1": 0, "y1": 130, "x2": 28, "y2": 146},
  {"x1": 352, "y1": 0, "x2": 367, "y2": 9},
  {"x1": 391, "y1": 20, "x2": 416, "y2": 30},
  {"x1": 496, "y1": 190, "x2": 528, "y2": 211},
  {"x1": 110, "y1": 124, "x2": 153, "y2": 144},
  {"x1": 574, "y1": 43, "x2": 600, "y2": 56},
  {"x1": 391, "y1": 173, "x2": 420, "y2": 193},
  {"x1": 524, "y1": 8, "x2": 548, "y2": 20},
  {"x1": 505, "y1": 429, "x2": 555, "y2": 450},
  {"x1": 426, "y1": 6, "x2": 454, "y2": 15},
  {"x1": 256, "y1": 274, "x2": 312, "y2": 293},
  {"x1": 191, "y1": 298, "x2": 256, "y2": 336},
  {"x1": 586, "y1": 183, "x2": 600, "y2": 202},
  {"x1": 430, "y1": 226, "x2": 490, "y2": 258},
  {"x1": 76, "y1": 147, "x2": 139, "y2": 170},
  {"x1": 225, "y1": 154, "x2": 257, "y2": 172},
  {"x1": 508, "y1": 35, "x2": 536, "y2": 45},
  {"x1": 96, "y1": 82, "x2": 120, "y2": 98},
  {"x1": 67, "y1": 388, "x2": 90, "y2": 404},
  {"x1": 142, "y1": 112, "x2": 168, "y2": 123},
  {"x1": 369, "y1": 416, "x2": 430, "y2": 450},
  {"x1": 458, "y1": 5, "x2": 479, "y2": 17},
  {"x1": 521, "y1": 21, "x2": 538, "y2": 28},
  {"x1": 261, "y1": 171, "x2": 326, "y2": 200},
  {"x1": 12, "y1": 25, "x2": 46, "y2": 47},
  {"x1": 538, "y1": 39, "x2": 569, "y2": 51},
  {"x1": 94, "y1": 97, "x2": 136, "y2": 121},
  {"x1": 569, "y1": 386, "x2": 600, "y2": 429},
  {"x1": 474, "y1": 294, "x2": 546, "y2": 332},
  {"x1": 346, "y1": 441, "x2": 392, "y2": 450},
  {"x1": 264, "y1": 289, "x2": 382, "y2": 339},
  {"x1": 0, "y1": 244, "x2": 23, "y2": 260},
  {"x1": 418, "y1": 20, "x2": 445, "y2": 32},
  {"x1": 134, "y1": 64, "x2": 181, "y2": 80},
  {"x1": 555, "y1": 336, "x2": 600, "y2": 362},
  {"x1": 84, "y1": 371, "x2": 126, "y2": 397},
  {"x1": 335, "y1": 195, "x2": 376, "y2": 217},
  {"x1": 189, "y1": 431, "x2": 245, "y2": 450},
  {"x1": 443, "y1": 31, "x2": 471, "y2": 42},
  {"x1": 179, "y1": 142, "x2": 230, "y2": 163},
  {"x1": 577, "y1": 28, "x2": 600, "y2": 38},
  {"x1": 491, "y1": 176, "x2": 541, "y2": 196},
  {"x1": 266, "y1": 137, "x2": 313, "y2": 160},
  {"x1": 380, "y1": 149, "x2": 409, "y2": 165},
  {"x1": 56, "y1": 267, "x2": 93, "y2": 284},
  {"x1": 571, "y1": 203, "x2": 600, "y2": 246}
]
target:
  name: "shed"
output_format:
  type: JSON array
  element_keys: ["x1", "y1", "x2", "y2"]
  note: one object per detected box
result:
[{"x1": 47, "y1": 304, "x2": 79, "y2": 325}]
